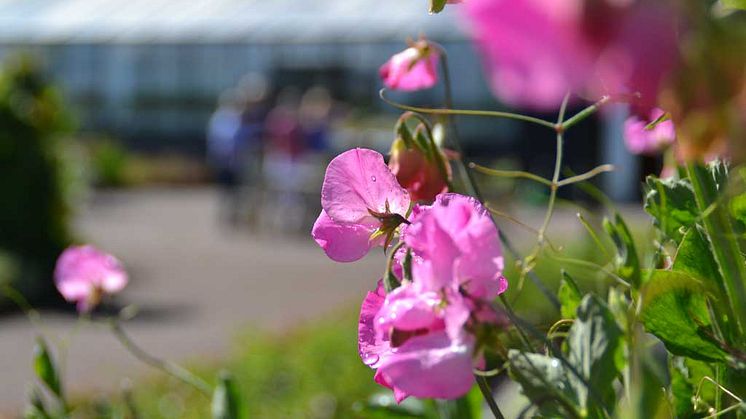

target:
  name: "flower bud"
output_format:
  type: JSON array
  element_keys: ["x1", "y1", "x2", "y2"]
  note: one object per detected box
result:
[
  {"x1": 379, "y1": 40, "x2": 439, "y2": 91},
  {"x1": 388, "y1": 135, "x2": 450, "y2": 203}
]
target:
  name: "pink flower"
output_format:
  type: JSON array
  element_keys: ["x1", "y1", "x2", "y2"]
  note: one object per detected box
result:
[
  {"x1": 312, "y1": 148, "x2": 411, "y2": 262},
  {"x1": 380, "y1": 40, "x2": 439, "y2": 92},
  {"x1": 403, "y1": 193, "x2": 507, "y2": 300},
  {"x1": 623, "y1": 108, "x2": 676, "y2": 155},
  {"x1": 358, "y1": 281, "x2": 476, "y2": 401},
  {"x1": 54, "y1": 245, "x2": 128, "y2": 312},
  {"x1": 463, "y1": 0, "x2": 679, "y2": 110}
]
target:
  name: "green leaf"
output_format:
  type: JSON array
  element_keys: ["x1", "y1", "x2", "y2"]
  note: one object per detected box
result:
[
  {"x1": 433, "y1": 387, "x2": 482, "y2": 419},
  {"x1": 355, "y1": 392, "x2": 429, "y2": 418},
  {"x1": 669, "y1": 356, "x2": 715, "y2": 418},
  {"x1": 428, "y1": 0, "x2": 448, "y2": 13},
  {"x1": 644, "y1": 176, "x2": 698, "y2": 243},
  {"x1": 603, "y1": 213, "x2": 641, "y2": 288},
  {"x1": 640, "y1": 270, "x2": 729, "y2": 362},
  {"x1": 673, "y1": 227, "x2": 721, "y2": 284},
  {"x1": 211, "y1": 371, "x2": 241, "y2": 419},
  {"x1": 33, "y1": 338, "x2": 62, "y2": 398},
  {"x1": 673, "y1": 227, "x2": 735, "y2": 339},
  {"x1": 23, "y1": 387, "x2": 51, "y2": 419},
  {"x1": 644, "y1": 112, "x2": 671, "y2": 131},
  {"x1": 566, "y1": 294, "x2": 624, "y2": 416},
  {"x1": 729, "y1": 191, "x2": 746, "y2": 225},
  {"x1": 508, "y1": 351, "x2": 579, "y2": 417},
  {"x1": 395, "y1": 118, "x2": 415, "y2": 149},
  {"x1": 722, "y1": 0, "x2": 746, "y2": 10},
  {"x1": 558, "y1": 270, "x2": 581, "y2": 319},
  {"x1": 606, "y1": 287, "x2": 629, "y2": 333}
]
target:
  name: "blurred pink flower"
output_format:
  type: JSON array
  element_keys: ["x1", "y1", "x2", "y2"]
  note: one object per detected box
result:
[
  {"x1": 312, "y1": 148, "x2": 411, "y2": 262},
  {"x1": 403, "y1": 193, "x2": 507, "y2": 299},
  {"x1": 463, "y1": 0, "x2": 679, "y2": 111},
  {"x1": 54, "y1": 245, "x2": 128, "y2": 312},
  {"x1": 380, "y1": 41, "x2": 439, "y2": 91},
  {"x1": 623, "y1": 108, "x2": 676, "y2": 155}
]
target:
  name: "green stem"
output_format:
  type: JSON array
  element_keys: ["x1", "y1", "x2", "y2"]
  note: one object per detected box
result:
[
  {"x1": 557, "y1": 164, "x2": 615, "y2": 187},
  {"x1": 686, "y1": 162, "x2": 746, "y2": 343},
  {"x1": 476, "y1": 375, "x2": 506, "y2": 419},
  {"x1": 536, "y1": 95, "x2": 569, "y2": 245},
  {"x1": 109, "y1": 319, "x2": 212, "y2": 398},
  {"x1": 470, "y1": 163, "x2": 553, "y2": 186},
  {"x1": 428, "y1": 46, "x2": 561, "y2": 311},
  {"x1": 379, "y1": 89, "x2": 557, "y2": 130},
  {"x1": 559, "y1": 95, "x2": 610, "y2": 132}
]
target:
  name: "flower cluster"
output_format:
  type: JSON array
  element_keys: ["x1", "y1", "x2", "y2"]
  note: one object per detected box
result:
[{"x1": 312, "y1": 148, "x2": 508, "y2": 401}]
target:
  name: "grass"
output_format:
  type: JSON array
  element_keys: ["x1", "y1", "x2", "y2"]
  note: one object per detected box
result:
[{"x1": 72, "y1": 309, "x2": 381, "y2": 418}]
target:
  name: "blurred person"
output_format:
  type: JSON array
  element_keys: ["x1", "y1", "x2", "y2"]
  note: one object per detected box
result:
[
  {"x1": 299, "y1": 86, "x2": 333, "y2": 153},
  {"x1": 235, "y1": 73, "x2": 271, "y2": 227},
  {"x1": 262, "y1": 87, "x2": 311, "y2": 233},
  {"x1": 207, "y1": 89, "x2": 243, "y2": 225}
]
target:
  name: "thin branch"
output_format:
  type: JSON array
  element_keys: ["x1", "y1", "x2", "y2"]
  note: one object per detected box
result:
[
  {"x1": 557, "y1": 164, "x2": 615, "y2": 187},
  {"x1": 476, "y1": 375, "x2": 506, "y2": 419},
  {"x1": 109, "y1": 320, "x2": 212, "y2": 398},
  {"x1": 379, "y1": 89, "x2": 557, "y2": 130},
  {"x1": 470, "y1": 163, "x2": 553, "y2": 187}
]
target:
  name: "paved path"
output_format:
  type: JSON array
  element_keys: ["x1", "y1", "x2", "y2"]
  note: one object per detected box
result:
[
  {"x1": 0, "y1": 187, "x2": 382, "y2": 413},
  {"x1": 0, "y1": 187, "x2": 649, "y2": 414}
]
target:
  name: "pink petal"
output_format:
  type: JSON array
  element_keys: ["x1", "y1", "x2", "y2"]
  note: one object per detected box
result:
[
  {"x1": 380, "y1": 47, "x2": 439, "y2": 92},
  {"x1": 375, "y1": 285, "x2": 443, "y2": 333},
  {"x1": 463, "y1": 0, "x2": 591, "y2": 110},
  {"x1": 377, "y1": 331, "x2": 475, "y2": 400},
  {"x1": 312, "y1": 210, "x2": 376, "y2": 262},
  {"x1": 321, "y1": 148, "x2": 410, "y2": 224},
  {"x1": 359, "y1": 281, "x2": 390, "y2": 368},
  {"x1": 404, "y1": 193, "x2": 507, "y2": 298},
  {"x1": 623, "y1": 108, "x2": 676, "y2": 156}
]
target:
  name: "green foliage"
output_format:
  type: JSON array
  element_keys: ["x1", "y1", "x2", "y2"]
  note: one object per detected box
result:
[
  {"x1": 557, "y1": 270, "x2": 581, "y2": 319},
  {"x1": 566, "y1": 295, "x2": 624, "y2": 416},
  {"x1": 644, "y1": 176, "x2": 698, "y2": 244},
  {"x1": 33, "y1": 338, "x2": 63, "y2": 398},
  {"x1": 428, "y1": 0, "x2": 448, "y2": 14},
  {"x1": 73, "y1": 310, "x2": 381, "y2": 418},
  {"x1": 211, "y1": 371, "x2": 242, "y2": 419},
  {"x1": 722, "y1": 0, "x2": 746, "y2": 10},
  {"x1": 509, "y1": 295, "x2": 623, "y2": 418},
  {"x1": 669, "y1": 356, "x2": 715, "y2": 418},
  {"x1": 603, "y1": 213, "x2": 641, "y2": 288},
  {"x1": 640, "y1": 270, "x2": 729, "y2": 362},
  {"x1": 0, "y1": 55, "x2": 74, "y2": 304},
  {"x1": 88, "y1": 139, "x2": 131, "y2": 187}
]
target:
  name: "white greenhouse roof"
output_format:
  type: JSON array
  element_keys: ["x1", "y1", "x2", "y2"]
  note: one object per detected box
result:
[{"x1": 0, "y1": 0, "x2": 465, "y2": 44}]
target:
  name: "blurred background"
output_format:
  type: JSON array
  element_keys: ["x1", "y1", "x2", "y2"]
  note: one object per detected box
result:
[{"x1": 0, "y1": 0, "x2": 653, "y2": 417}]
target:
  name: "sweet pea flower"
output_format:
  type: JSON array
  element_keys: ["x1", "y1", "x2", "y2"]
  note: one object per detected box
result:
[
  {"x1": 403, "y1": 193, "x2": 507, "y2": 299},
  {"x1": 463, "y1": 0, "x2": 679, "y2": 110},
  {"x1": 623, "y1": 108, "x2": 676, "y2": 155},
  {"x1": 380, "y1": 40, "x2": 439, "y2": 91},
  {"x1": 312, "y1": 148, "x2": 411, "y2": 262},
  {"x1": 54, "y1": 245, "x2": 128, "y2": 313},
  {"x1": 359, "y1": 281, "x2": 476, "y2": 401},
  {"x1": 388, "y1": 136, "x2": 451, "y2": 203}
]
